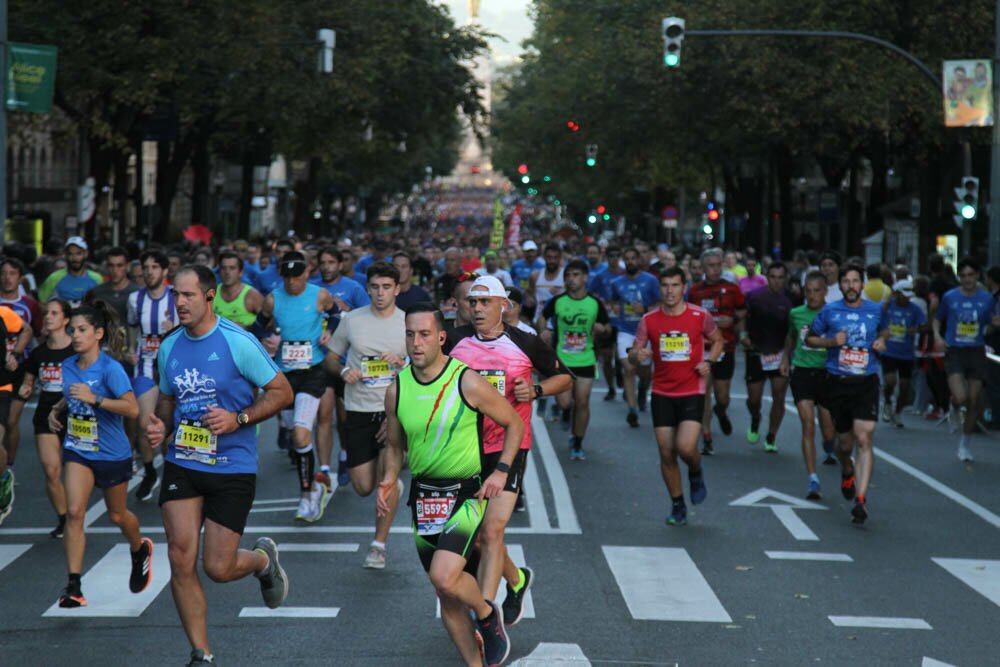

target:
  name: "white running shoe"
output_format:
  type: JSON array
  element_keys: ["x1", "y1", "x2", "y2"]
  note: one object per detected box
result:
[
  {"x1": 309, "y1": 482, "x2": 329, "y2": 520},
  {"x1": 958, "y1": 443, "x2": 974, "y2": 462},
  {"x1": 295, "y1": 494, "x2": 321, "y2": 522}
]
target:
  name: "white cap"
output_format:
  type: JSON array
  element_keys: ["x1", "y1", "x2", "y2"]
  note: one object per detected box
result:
[
  {"x1": 521, "y1": 240, "x2": 538, "y2": 251},
  {"x1": 65, "y1": 236, "x2": 87, "y2": 250},
  {"x1": 469, "y1": 275, "x2": 510, "y2": 302},
  {"x1": 893, "y1": 279, "x2": 915, "y2": 297}
]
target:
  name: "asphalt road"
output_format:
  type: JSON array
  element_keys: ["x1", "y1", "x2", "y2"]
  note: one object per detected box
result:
[{"x1": 1, "y1": 359, "x2": 998, "y2": 666}]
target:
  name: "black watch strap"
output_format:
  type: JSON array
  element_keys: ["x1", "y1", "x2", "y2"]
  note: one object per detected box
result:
[
  {"x1": 534, "y1": 383, "x2": 544, "y2": 398},
  {"x1": 495, "y1": 461, "x2": 511, "y2": 473}
]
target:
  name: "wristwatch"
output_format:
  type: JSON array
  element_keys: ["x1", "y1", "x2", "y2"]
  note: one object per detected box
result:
[
  {"x1": 237, "y1": 411, "x2": 250, "y2": 426},
  {"x1": 495, "y1": 461, "x2": 511, "y2": 473},
  {"x1": 533, "y1": 383, "x2": 544, "y2": 399},
  {"x1": 94, "y1": 395, "x2": 104, "y2": 408}
]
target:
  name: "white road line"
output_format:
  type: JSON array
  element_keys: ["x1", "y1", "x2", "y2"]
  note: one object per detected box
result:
[
  {"x1": 602, "y1": 546, "x2": 732, "y2": 622},
  {"x1": 252, "y1": 497, "x2": 302, "y2": 505},
  {"x1": 921, "y1": 658, "x2": 958, "y2": 667},
  {"x1": 511, "y1": 643, "x2": 592, "y2": 666},
  {"x1": 933, "y1": 557, "x2": 1000, "y2": 608},
  {"x1": 874, "y1": 447, "x2": 1000, "y2": 529},
  {"x1": 277, "y1": 543, "x2": 359, "y2": 552},
  {"x1": 828, "y1": 616, "x2": 932, "y2": 630},
  {"x1": 531, "y1": 413, "x2": 581, "y2": 534},
  {"x1": 436, "y1": 543, "x2": 535, "y2": 619},
  {"x1": 43, "y1": 543, "x2": 170, "y2": 617},
  {"x1": 239, "y1": 607, "x2": 339, "y2": 618},
  {"x1": 523, "y1": 449, "x2": 551, "y2": 532},
  {"x1": 2, "y1": 524, "x2": 559, "y2": 536},
  {"x1": 730, "y1": 488, "x2": 825, "y2": 542},
  {"x1": 765, "y1": 551, "x2": 853, "y2": 562},
  {"x1": 249, "y1": 506, "x2": 299, "y2": 514},
  {"x1": 0, "y1": 544, "x2": 31, "y2": 572},
  {"x1": 771, "y1": 505, "x2": 819, "y2": 541}
]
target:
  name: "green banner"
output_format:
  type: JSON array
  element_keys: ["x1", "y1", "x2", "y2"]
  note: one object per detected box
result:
[{"x1": 6, "y1": 42, "x2": 58, "y2": 114}]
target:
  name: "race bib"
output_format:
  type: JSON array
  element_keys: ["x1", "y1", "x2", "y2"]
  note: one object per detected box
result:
[
  {"x1": 623, "y1": 303, "x2": 640, "y2": 321},
  {"x1": 414, "y1": 482, "x2": 459, "y2": 536},
  {"x1": 799, "y1": 325, "x2": 819, "y2": 351},
  {"x1": 888, "y1": 323, "x2": 907, "y2": 342},
  {"x1": 67, "y1": 414, "x2": 99, "y2": 452},
  {"x1": 281, "y1": 340, "x2": 313, "y2": 370},
  {"x1": 361, "y1": 355, "x2": 395, "y2": 387},
  {"x1": 141, "y1": 334, "x2": 163, "y2": 358},
  {"x1": 562, "y1": 332, "x2": 587, "y2": 354},
  {"x1": 700, "y1": 298, "x2": 716, "y2": 313},
  {"x1": 174, "y1": 418, "x2": 218, "y2": 465},
  {"x1": 837, "y1": 346, "x2": 869, "y2": 375},
  {"x1": 956, "y1": 321, "x2": 979, "y2": 343},
  {"x1": 760, "y1": 351, "x2": 783, "y2": 371},
  {"x1": 660, "y1": 332, "x2": 691, "y2": 362},
  {"x1": 479, "y1": 369, "x2": 506, "y2": 395},
  {"x1": 40, "y1": 363, "x2": 62, "y2": 392}
]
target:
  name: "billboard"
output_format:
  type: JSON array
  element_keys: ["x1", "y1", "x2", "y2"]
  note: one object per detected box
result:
[{"x1": 944, "y1": 59, "x2": 993, "y2": 127}]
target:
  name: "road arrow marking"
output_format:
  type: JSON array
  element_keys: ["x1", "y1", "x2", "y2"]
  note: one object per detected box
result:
[
  {"x1": 511, "y1": 643, "x2": 592, "y2": 666},
  {"x1": 828, "y1": 615, "x2": 931, "y2": 630},
  {"x1": 921, "y1": 658, "x2": 957, "y2": 667},
  {"x1": 933, "y1": 557, "x2": 1000, "y2": 608},
  {"x1": 0, "y1": 544, "x2": 30, "y2": 573},
  {"x1": 730, "y1": 487, "x2": 826, "y2": 541}
]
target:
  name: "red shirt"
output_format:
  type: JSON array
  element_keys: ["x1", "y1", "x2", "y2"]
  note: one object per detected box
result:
[
  {"x1": 634, "y1": 304, "x2": 717, "y2": 397},
  {"x1": 686, "y1": 280, "x2": 745, "y2": 352}
]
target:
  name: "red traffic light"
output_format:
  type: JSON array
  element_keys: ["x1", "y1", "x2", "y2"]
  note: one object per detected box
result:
[
  {"x1": 566, "y1": 121, "x2": 580, "y2": 132},
  {"x1": 707, "y1": 209, "x2": 720, "y2": 221},
  {"x1": 596, "y1": 205, "x2": 606, "y2": 214},
  {"x1": 517, "y1": 163, "x2": 529, "y2": 175}
]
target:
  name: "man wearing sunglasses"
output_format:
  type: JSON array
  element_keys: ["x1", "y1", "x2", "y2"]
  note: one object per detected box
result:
[{"x1": 932, "y1": 257, "x2": 995, "y2": 462}]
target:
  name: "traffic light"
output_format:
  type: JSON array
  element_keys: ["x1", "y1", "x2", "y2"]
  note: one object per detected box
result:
[
  {"x1": 587, "y1": 213, "x2": 598, "y2": 224},
  {"x1": 566, "y1": 120, "x2": 580, "y2": 132},
  {"x1": 585, "y1": 144, "x2": 598, "y2": 167},
  {"x1": 543, "y1": 175, "x2": 552, "y2": 182},
  {"x1": 597, "y1": 205, "x2": 606, "y2": 214},
  {"x1": 661, "y1": 17, "x2": 685, "y2": 67},
  {"x1": 707, "y1": 209, "x2": 720, "y2": 222},
  {"x1": 954, "y1": 176, "x2": 979, "y2": 225},
  {"x1": 517, "y1": 163, "x2": 529, "y2": 175},
  {"x1": 521, "y1": 174, "x2": 530, "y2": 184},
  {"x1": 702, "y1": 222, "x2": 713, "y2": 235}
]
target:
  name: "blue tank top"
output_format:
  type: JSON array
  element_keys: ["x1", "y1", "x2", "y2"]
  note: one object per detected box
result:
[{"x1": 272, "y1": 283, "x2": 324, "y2": 372}]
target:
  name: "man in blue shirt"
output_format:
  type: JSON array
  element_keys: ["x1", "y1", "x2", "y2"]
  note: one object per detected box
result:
[
  {"x1": 253, "y1": 238, "x2": 295, "y2": 296},
  {"x1": 147, "y1": 265, "x2": 293, "y2": 666},
  {"x1": 880, "y1": 279, "x2": 927, "y2": 427},
  {"x1": 807, "y1": 264, "x2": 888, "y2": 525},
  {"x1": 37, "y1": 237, "x2": 104, "y2": 306},
  {"x1": 932, "y1": 257, "x2": 996, "y2": 461},
  {"x1": 510, "y1": 240, "x2": 545, "y2": 317}
]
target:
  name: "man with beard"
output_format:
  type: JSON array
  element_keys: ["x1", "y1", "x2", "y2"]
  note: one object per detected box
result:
[
  {"x1": 38, "y1": 237, "x2": 104, "y2": 306},
  {"x1": 529, "y1": 244, "x2": 565, "y2": 315},
  {"x1": 806, "y1": 265, "x2": 888, "y2": 525}
]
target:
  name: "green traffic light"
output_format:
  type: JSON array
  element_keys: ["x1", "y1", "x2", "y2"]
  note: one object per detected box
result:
[
  {"x1": 702, "y1": 224, "x2": 713, "y2": 234},
  {"x1": 521, "y1": 175, "x2": 530, "y2": 184},
  {"x1": 553, "y1": 199, "x2": 561, "y2": 206},
  {"x1": 587, "y1": 215, "x2": 598, "y2": 224},
  {"x1": 602, "y1": 214, "x2": 610, "y2": 221},
  {"x1": 543, "y1": 175, "x2": 551, "y2": 182},
  {"x1": 664, "y1": 53, "x2": 680, "y2": 67},
  {"x1": 586, "y1": 158, "x2": 596, "y2": 167},
  {"x1": 961, "y1": 204, "x2": 976, "y2": 219}
]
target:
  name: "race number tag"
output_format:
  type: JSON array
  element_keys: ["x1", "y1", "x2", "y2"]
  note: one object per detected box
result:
[
  {"x1": 562, "y1": 332, "x2": 587, "y2": 354},
  {"x1": 141, "y1": 334, "x2": 163, "y2": 358},
  {"x1": 174, "y1": 418, "x2": 218, "y2": 465},
  {"x1": 622, "y1": 303, "x2": 639, "y2": 321},
  {"x1": 888, "y1": 323, "x2": 907, "y2": 342},
  {"x1": 479, "y1": 369, "x2": 506, "y2": 395},
  {"x1": 837, "y1": 346, "x2": 869, "y2": 375},
  {"x1": 39, "y1": 363, "x2": 62, "y2": 392},
  {"x1": 700, "y1": 299, "x2": 716, "y2": 313},
  {"x1": 760, "y1": 351, "x2": 783, "y2": 371},
  {"x1": 956, "y1": 321, "x2": 979, "y2": 343},
  {"x1": 660, "y1": 332, "x2": 691, "y2": 362},
  {"x1": 799, "y1": 325, "x2": 820, "y2": 351},
  {"x1": 414, "y1": 482, "x2": 459, "y2": 536},
  {"x1": 67, "y1": 414, "x2": 99, "y2": 452},
  {"x1": 281, "y1": 341, "x2": 313, "y2": 370},
  {"x1": 361, "y1": 355, "x2": 394, "y2": 387}
]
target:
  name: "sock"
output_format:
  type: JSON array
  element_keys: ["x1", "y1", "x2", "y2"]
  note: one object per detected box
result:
[
  {"x1": 293, "y1": 448, "x2": 315, "y2": 492},
  {"x1": 511, "y1": 568, "x2": 526, "y2": 593},
  {"x1": 478, "y1": 606, "x2": 495, "y2": 623},
  {"x1": 144, "y1": 462, "x2": 156, "y2": 478},
  {"x1": 671, "y1": 494, "x2": 685, "y2": 508},
  {"x1": 56, "y1": 513, "x2": 67, "y2": 527},
  {"x1": 809, "y1": 473, "x2": 820, "y2": 483},
  {"x1": 320, "y1": 465, "x2": 331, "y2": 474},
  {"x1": 371, "y1": 540, "x2": 386, "y2": 550},
  {"x1": 569, "y1": 435, "x2": 579, "y2": 449},
  {"x1": 688, "y1": 466, "x2": 702, "y2": 480},
  {"x1": 575, "y1": 435, "x2": 584, "y2": 449},
  {"x1": 750, "y1": 414, "x2": 761, "y2": 431},
  {"x1": 822, "y1": 439, "x2": 835, "y2": 455},
  {"x1": 857, "y1": 493, "x2": 866, "y2": 504},
  {"x1": 68, "y1": 573, "x2": 82, "y2": 586},
  {"x1": 959, "y1": 433, "x2": 971, "y2": 447},
  {"x1": 629, "y1": 406, "x2": 637, "y2": 415}
]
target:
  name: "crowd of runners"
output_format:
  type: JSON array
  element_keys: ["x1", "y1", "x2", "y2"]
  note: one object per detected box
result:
[{"x1": 0, "y1": 232, "x2": 997, "y2": 665}]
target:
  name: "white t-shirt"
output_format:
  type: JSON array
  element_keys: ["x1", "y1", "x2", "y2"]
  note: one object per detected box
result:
[{"x1": 328, "y1": 306, "x2": 407, "y2": 413}]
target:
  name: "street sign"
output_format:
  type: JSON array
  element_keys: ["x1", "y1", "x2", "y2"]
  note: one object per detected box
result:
[
  {"x1": 730, "y1": 487, "x2": 826, "y2": 541},
  {"x1": 662, "y1": 218, "x2": 678, "y2": 229},
  {"x1": 5, "y1": 42, "x2": 58, "y2": 114},
  {"x1": 661, "y1": 205, "x2": 678, "y2": 220}
]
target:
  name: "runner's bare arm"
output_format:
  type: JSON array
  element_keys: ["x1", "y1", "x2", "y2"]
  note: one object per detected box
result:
[
  {"x1": 244, "y1": 287, "x2": 264, "y2": 315},
  {"x1": 243, "y1": 372, "x2": 293, "y2": 425},
  {"x1": 379, "y1": 380, "x2": 405, "y2": 510},
  {"x1": 461, "y1": 369, "x2": 525, "y2": 500}
]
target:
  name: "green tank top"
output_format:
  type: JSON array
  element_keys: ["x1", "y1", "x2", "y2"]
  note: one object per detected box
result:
[
  {"x1": 397, "y1": 358, "x2": 482, "y2": 480},
  {"x1": 213, "y1": 283, "x2": 256, "y2": 328},
  {"x1": 788, "y1": 305, "x2": 827, "y2": 369}
]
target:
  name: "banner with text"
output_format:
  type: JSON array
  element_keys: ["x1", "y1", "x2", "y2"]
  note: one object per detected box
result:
[
  {"x1": 490, "y1": 197, "x2": 505, "y2": 249},
  {"x1": 6, "y1": 42, "x2": 58, "y2": 114}
]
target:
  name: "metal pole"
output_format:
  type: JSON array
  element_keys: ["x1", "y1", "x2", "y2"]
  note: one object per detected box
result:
[
  {"x1": 0, "y1": 0, "x2": 8, "y2": 242},
  {"x1": 962, "y1": 140, "x2": 972, "y2": 257},
  {"x1": 990, "y1": 0, "x2": 1000, "y2": 267}
]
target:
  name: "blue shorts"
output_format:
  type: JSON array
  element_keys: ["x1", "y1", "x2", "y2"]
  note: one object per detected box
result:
[
  {"x1": 131, "y1": 375, "x2": 157, "y2": 396},
  {"x1": 63, "y1": 448, "x2": 133, "y2": 489}
]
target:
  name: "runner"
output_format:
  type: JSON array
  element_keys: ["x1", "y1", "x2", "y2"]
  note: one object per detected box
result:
[
  {"x1": 0, "y1": 309, "x2": 17, "y2": 525},
  {"x1": 781, "y1": 272, "x2": 838, "y2": 500},
  {"x1": 45, "y1": 299, "x2": 152, "y2": 608},
  {"x1": 630, "y1": 267, "x2": 723, "y2": 526},
  {"x1": 146, "y1": 265, "x2": 293, "y2": 665},
  {"x1": 19, "y1": 298, "x2": 74, "y2": 537},
  {"x1": 213, "y1": 252, "x2": 263, "y2": 329},
  {"x1": 260, "y1": 251, "x2": 335, "y2": 522},
  {"x1": 539, "y1": 260, "x2": 610, "y2": 460},
  {"x1": 687, "y1": 248, "x2": 746, "y2": 443},
  {"x1": 87, "y1": 247, "x2": 137, "y2": 325},
  {"x1": 0, "y1": 257, "x2": 38, "y2": 472},
  {"x1": 608, "y1": 247, "x2": 660, "y2": 427},
  {"x1": 591, "y1": 246, "x2": 623, "y2": 401},
  {"x1": 324, "y1": 261, "x2": 407, "y2": 568},
  {"x1": 529, "y1": 243, "x2": 565, "y2": 312},
  {"x1": 881, "y1": 279, "x2": 927, "y2": 428},
  {"x1": 932, "y1": 257, "x2": 995, "y2": 461},
  {"x1": 740, "y1": 261, "x2": 793, "y2": 452},
  {"x1": 37, "y1": 237, "x2": 105, "y2": 306},
  {"x1": 127, "y1": 250, "x2": 178, "y2": 502},
  {"x1": 503, "y1": 288, "x2": 537, "y2": 335},
  {"x1": 392, "y1": 251, "x2": 432, "y2": 309},
  {"x1": 380, "y1": 303, "x2": 522, "y2": 667},
  {"x1": 806, "y1": 264, "x2": 888, "y2": 524},
  {"x1": 510, "y1": 240, "x2": 544, "y2": 318},
  {"x1": 445, "y1": 275, "x2": 572, "y2": 624},
  {"x1": 818, "y1": 251, "x2": 843, "y2": 303}
]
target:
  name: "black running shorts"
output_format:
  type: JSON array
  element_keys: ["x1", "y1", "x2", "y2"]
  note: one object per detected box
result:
[
  {"x1": 651, "y1": 393, "x2": 705, "y2": 428},
  {"x1": 944, "y1": 346, "x2": 986, "y2": 382},
  {"x1": 744, "y1": 351, "x2": 784, "y2": 384},
  {"x1": 344, "y1": 411, "x2": 386, "y2": 468},
  {"x1": 63, "y1": 449, "x2": 132, "y2": 489},
  {"x1": 710, "y1": 351, "x2": 735, "y2": 381},
  {"x1": 159, "y1": 461, "x2": 257, "y2": 535},
  {"x1": 881, "y1": 355, "x2": 914, "y2": 380},
  {"x1": 482, "y1": 449, "x2": 528, "y2": 494},
  {"x1": 567, "y1": 364, "x2": 596, "y2": 380},
  {"x1": 790, "y1": 367, "x2": 825, "y2": 404},
  {"x1": 286, "y1": 365, "x2": 328, "y2": 399},
  {"x1": 818, "y1": 373, "x2": 880, "y2": 433}
]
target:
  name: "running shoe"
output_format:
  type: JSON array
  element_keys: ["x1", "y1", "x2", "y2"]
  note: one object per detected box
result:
[
  {"x1": 840, "y1": 474, "x2": 856, "y2": 501},
  {"x1": 58, "y1": 580, "x2": 87, "y2": 608},
  {"x1": 746, "y1": 427, "x2": 760, "y2": 445},
  {"x1": 363, "y1": 544, "x2": 387, "y2": 570},
  {"x1": 294, "y1": 495, "x2": 321, "y2": 523},
  {"x1": 958, "y1": 442, "x2": 974, "y2": 462},
  {"x1": 701, "y1": 433, "x2": 714, "y2": 456},
  {"x1": 309, "y1": 482, "x2": 329, "y2": 521},
  {"x1": 134, "y1": 470, "x2": 159, "y2": 502},
  {"x1": 187, "y1": 649, "x2": 215, "y2": 665},
  {"x1": 502, "y1": 566, "x2": 534, "y2": 627},
  {"x1": 253, "y1": 537, "x2": 288, "y2": 609},
  {"x1": 763, "y1": 436, "x2": 777, "y2": 453},
  {"x1": 0, "y1": 469, "x2": 13, "y2": 526},
  {"x1": 476, "y1": 599, "x2": 510, "y2": 667},
  {"x1": 514, "y1": 492, "x2": 526, "y2": 513},
  {"x1": 890, "y1": 412, "x2": 904, "y2": 428},
  {"x1": 666, "y1": 504, "x2": 687, "y2": 526},
  {"x1": 806, "y1": 477, "x2": 822, "y2": 500},
  {"x1": 713, "y1": 404, "x2": 733, "y2": 436},
  {"x1": 626, "y1": 411, "x2": 639, "y2": 428},
  {"x1": 881, "y1": 403, "x2": 893, "y2": 422},
  {"x1": 925, "y1": 407, "x2": 943, "y2": 421},
  {"x1": 49, "y1": 519, "x2": 65, "y2": 539},
  {"x1": 850, "y1": 499, "x2": 868, "y2": 525},
  {"x1": 689, "y1": 473, "x2": 707, "y2": 505},
  {"x1": 603, "y1": 389, "x2": 616, "y2": 401},
  {"x1": 315, "y1": 472, "x2": 333, "y2": 510},
  {"x1": 129, "y1": 537, "x2": 154, "y2": 594},
  {"x1": 569, "y1": 447, "x2": 586, "y2": 461}
]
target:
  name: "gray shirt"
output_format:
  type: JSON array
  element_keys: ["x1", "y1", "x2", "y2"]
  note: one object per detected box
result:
[{"x1": 328, "y1": 305, "x2": 407, "y2": 413}]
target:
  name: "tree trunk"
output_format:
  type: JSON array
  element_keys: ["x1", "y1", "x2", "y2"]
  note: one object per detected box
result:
[
  {"x1": 191, "y1": 139, "x2": 210, "y2": 229},
  {"x1": 238, "y1": 150, "x2": 254, "y2": 239}
]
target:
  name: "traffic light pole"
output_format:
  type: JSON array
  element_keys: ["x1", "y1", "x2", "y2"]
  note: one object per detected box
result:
[{"x1": 991, "y1": 1, "x2": 1000, "y2": 266}]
